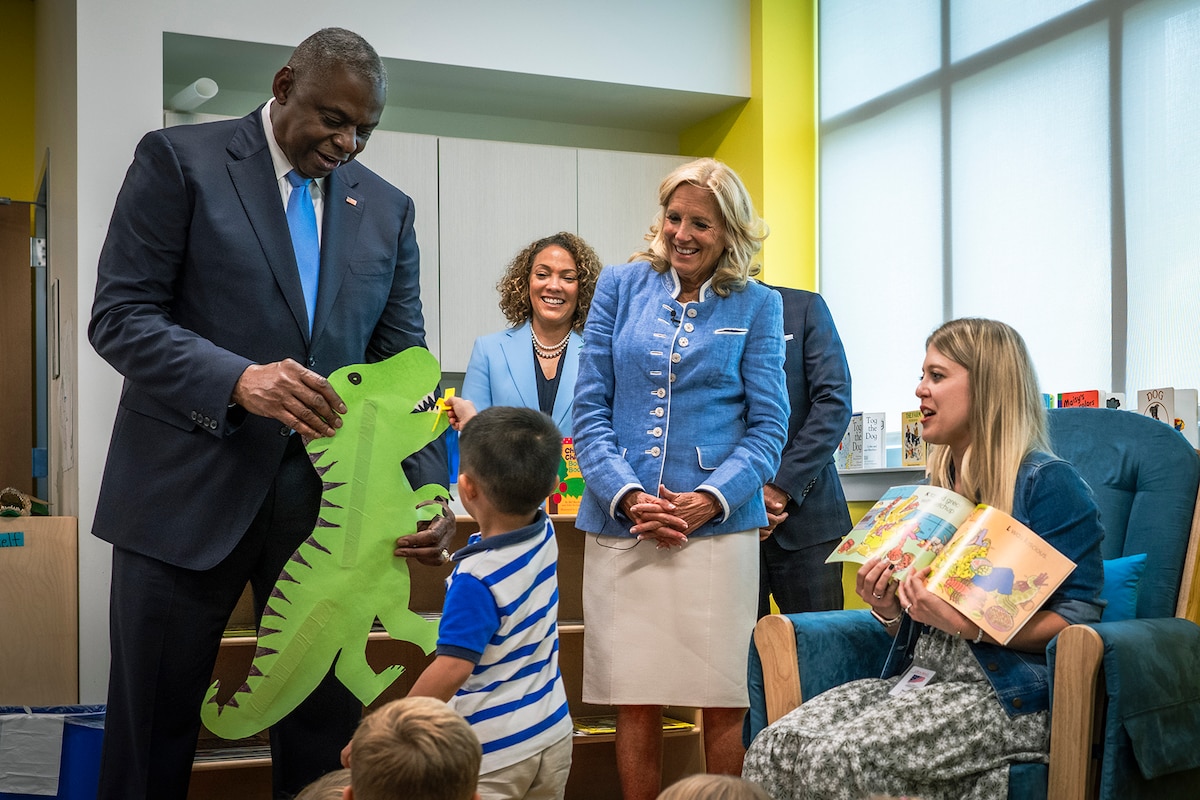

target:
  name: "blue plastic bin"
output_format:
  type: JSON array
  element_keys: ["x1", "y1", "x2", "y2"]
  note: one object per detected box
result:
[{"x1": 0, "y1": 706, "x2": 104, "y2": 800}]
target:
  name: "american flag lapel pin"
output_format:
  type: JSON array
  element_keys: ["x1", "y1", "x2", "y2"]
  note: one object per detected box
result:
[{"x1": 346, "y1": 196, "x2": 358, "y2": 206}]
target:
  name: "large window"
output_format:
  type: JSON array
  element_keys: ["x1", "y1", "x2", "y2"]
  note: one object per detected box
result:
[{"x1": 820, "y1": 0, "x2": 1200, "y2": 431}]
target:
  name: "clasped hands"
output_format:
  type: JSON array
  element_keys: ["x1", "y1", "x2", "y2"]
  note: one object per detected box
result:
[
  {"x1": 620, "y1": 485, "x2": 720, "y2": 549},
  {"x1": 857, "y1": 556, "x2": 972, "y2": 636}
]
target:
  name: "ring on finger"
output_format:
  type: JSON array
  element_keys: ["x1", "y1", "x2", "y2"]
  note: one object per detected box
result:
[
  {"x1": 872, "y1": 592, "x2": 883, "y2": 600},
  {"x1": 904, "y1": 603, "x2": 913, "y2": 613}
]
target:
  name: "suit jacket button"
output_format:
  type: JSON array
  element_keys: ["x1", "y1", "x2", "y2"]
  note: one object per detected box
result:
[
  {"x1": 209, "y1": 419, "x2": 218, "y2": 430},
  {"x1": 190, "y1": 411, "x2": 198, "y2": 421},
  {"x1": 279, "y1": 426, "x2": 292, "y2": 436},
  {"x1": 308, "y1": 356, "x2": 316, "y2": 368}
]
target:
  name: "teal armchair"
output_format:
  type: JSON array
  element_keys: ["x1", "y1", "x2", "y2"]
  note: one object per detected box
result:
[{"x1": 747, "y1": 408, "x2": 1200, "y2": 800}]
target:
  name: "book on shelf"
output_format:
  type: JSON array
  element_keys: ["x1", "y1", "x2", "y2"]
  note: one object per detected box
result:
[
  {"x1": 1174, "y1": 388, "x2": 1198, "y2": 448},
  {"x1": 572, "y1": 714, "x2": 694, "y2": 736},
  {"x1": 546, "y1": 438, "x2": 584, "y2": 514},
  {"x1": 826, "y1": 484, "x2": 1076, "y2": 644},
  {"x1": 900, "y1": 410, "x2": 927, "y2": 467},
  {"x1": 836, "y1": 413, "x2": 864, "y2": 470},
  {"x1": 1138, "y1": 387, "x2": 1176, "y2": 428},
  {"x1": 861, "y1": 412, "x2": 886, "y2": 469},
  {"x1": 1056, "y1": 390, "x2": 1106, "y2": 408}
]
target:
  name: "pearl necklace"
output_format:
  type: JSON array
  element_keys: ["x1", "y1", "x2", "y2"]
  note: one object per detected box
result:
[{"x1": 532, "y1": 327, "x2": 571, "y2": 359}]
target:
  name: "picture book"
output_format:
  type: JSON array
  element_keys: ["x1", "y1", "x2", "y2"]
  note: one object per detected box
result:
[
  {"x1": 862, "y1": 412, "x2": 886, "y2": 469},
  {"x1": 840, "y1": 413, "x2": 864, "y2": 470},
  {"x1": 1056, "y1": 390, "x2": 1106, "y2": 408},
  {"x1": 1175, "y1": 388, "x2": 1198, "y2": 448},
  {"x1": 827, "y1": 485, "x2": 1076, "y2": 644},
  {"x1": 827, "y1": 485, "x2": 976, "y2": 580},
  {"x1": 900, "y1": 410, "x2": 926, "y2": 467},
  {"x1": 835, "y1": 417, "x2": 853, "y2": 469},
  {"x1": 1138, "y1": 387, "x2": 1175, "y2": 428},
  {"x1": 546, "y1": 438, "x2": 584, "y2": 514},
  {"x1": 573, "y1": 714, "x2": 694, "y2": 736}
]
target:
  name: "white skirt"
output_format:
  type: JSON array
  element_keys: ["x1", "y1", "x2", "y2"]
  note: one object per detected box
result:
[{"x1": 582, "y1": 530, "x2": 759, "y2": 707}]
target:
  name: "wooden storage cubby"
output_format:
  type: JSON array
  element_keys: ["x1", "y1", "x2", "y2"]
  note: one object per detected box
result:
[{"x1": 189, "y1": 516, "x2": 704, "y2": 800}]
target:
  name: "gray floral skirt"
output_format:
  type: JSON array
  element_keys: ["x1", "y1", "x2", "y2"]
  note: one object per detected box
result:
[{"x1": 742, "y1": 630, "x2": 1048, "y2": 800}]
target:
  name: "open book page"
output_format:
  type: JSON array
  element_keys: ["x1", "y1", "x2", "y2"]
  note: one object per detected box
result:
[
  {"x1": 925, "y1": 505, "x2": 1076, "y2": 645},
  {"x1": 826, "y1": 485, "x2": 976, "y2": 580}
]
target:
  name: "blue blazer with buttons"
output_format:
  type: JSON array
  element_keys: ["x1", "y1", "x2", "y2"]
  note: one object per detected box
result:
[
  {"x1": 573, "y1": 262, "x2": 789, "y2": 538},
  {"x1": 89, "y1": 106, "x2": 444, "y2": 570},
  {"x1": 461, "y1": 320, "x2": 582, "y2": 438}
]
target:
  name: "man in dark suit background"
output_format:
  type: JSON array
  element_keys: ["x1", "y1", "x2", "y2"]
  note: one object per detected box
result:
[
  {"x1": 89, "y1": 28, "x2": 450, "y2": 800},
  {"x1": 759, "y1": 286, "x2": 853, "y2": 616}
]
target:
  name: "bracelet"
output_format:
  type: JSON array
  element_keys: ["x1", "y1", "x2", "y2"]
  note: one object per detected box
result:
[
  {"x1": 870, "y1": 608, "x2": 903, "y2": 627},
  {"x1": 973, "y1": 626, "x2": 985, "y2": 644}
]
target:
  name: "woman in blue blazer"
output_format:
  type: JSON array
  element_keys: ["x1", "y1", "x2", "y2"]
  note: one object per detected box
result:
[
  {"x1": 460, "y1": 232, "x2": 602, "y2": 438},
  {"x1": 573, "y1": 159, "x2": 789, "y2": 799}
]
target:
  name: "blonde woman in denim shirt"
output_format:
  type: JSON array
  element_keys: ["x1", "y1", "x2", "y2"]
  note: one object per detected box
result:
[
  {"x1": 743, "y1": 318, "x2": 1105, "y2": 800},
  {"x1": 573, "y1": 158, "x2": 788, "y2": 800}
]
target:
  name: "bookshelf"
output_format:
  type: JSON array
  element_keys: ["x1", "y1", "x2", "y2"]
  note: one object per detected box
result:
[{"x1": 188, "y1": 515, "x2": 704, "y2": 800}]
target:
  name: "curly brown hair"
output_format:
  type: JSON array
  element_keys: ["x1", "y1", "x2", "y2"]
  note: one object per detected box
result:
[{"x1": 496, "y1": 232, "x2": 602, "y2": 333}]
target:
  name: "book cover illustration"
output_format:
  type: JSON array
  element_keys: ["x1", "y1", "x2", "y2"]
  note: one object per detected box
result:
[
  {"x1": 546, "y1": 438, "x2": 585, "y2": 514},
  {"x1": 1174, "y1": 389, "x2": 1197, "y2": 448},
  {"x1": 1138, "y1": 387, "x2": 1175, "y2": 427},
  {"x1": 900, "y1": 410, "x2": 926, "y2": 467},
  {"x1": 826, "y1": 485, "x2": 975, "y2": 580},
  {"x1": 1056, "y1": 390, "x2": 1105, "y2": 408},
  {"x1": 573, "y1": 714, "x2": 693, "y2": 736},
  {"x1": 844, "y1": 413, "x2": 864, "y2": 470},
  {"x1": 924, "y1": 505, "x2": 1076, "y2": 645},
  {"x1": 862, "y1": 412, "x2": 886, "y2": 469}
]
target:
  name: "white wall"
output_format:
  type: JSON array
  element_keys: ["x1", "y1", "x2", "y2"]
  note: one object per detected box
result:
[{"x1": 52, "y1": 0, "x2": 750, "y2": 704}]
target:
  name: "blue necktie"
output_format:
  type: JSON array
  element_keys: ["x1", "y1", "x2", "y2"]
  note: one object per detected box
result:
[{"x1": 285, "y1": 170, "x2": 320, "y2": 333}]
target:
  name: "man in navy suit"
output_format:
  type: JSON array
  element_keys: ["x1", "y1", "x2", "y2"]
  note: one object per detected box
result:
[
  {"x1": 89, "y1": 28, "x2": 450, "y2": 800},
  {"x1": 759, "y1": 287, "x2": 853, "y2": 616}
]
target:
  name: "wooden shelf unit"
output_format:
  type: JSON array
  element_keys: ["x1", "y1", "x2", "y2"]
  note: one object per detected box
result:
[{"x1": 189, "y1": 515, "x2": 704, "y2": 800}]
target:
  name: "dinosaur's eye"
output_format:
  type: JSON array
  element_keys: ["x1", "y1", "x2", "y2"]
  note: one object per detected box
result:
[{"x1": 348, "y1": 372, "x2": 362, "y2": 385}]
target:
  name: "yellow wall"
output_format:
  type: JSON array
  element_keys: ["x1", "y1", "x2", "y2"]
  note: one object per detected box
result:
[
  {"x1": 0, "y1": 0, "x2": 37, "y2": 201},
  {"x1": 681, "y1": 0, "x2": 817, "y2": 291}
]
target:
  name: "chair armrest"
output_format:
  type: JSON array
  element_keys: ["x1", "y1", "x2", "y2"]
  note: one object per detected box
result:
[
  {"x1": 746, "y1": 609, "x2": 891, "y2": 743},
  {"x1": 1048, "y1": 618, "x2": 1200, "y2": 800}
]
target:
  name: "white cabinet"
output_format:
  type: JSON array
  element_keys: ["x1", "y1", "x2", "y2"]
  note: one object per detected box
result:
[
  {"x1": 578, "y1": 149, "x2": 690, "y2": 268},
  {"x1": 436, "y1": 138, "x2": 579, "y2": 372},
  {"x1": 355, "y1": 131, "x2": 441, "y2": 360}
]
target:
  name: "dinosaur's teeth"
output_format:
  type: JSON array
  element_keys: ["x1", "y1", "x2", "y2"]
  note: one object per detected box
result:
[
  {"x1": 306, "y1": 536, "x2": 332, "y2": 554},
  {"x1": 255, "y1": 646, "x2": 279, "y2": 658}
]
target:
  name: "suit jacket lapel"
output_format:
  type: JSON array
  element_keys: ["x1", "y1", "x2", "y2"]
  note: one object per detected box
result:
[
  {"x1": 312, "y1": 166, "x2": 363, "y2": 344},
  {"x1": 502, "y1": 322, "x2": 539, "y2": 410},
  {"x1": 225, "y1": 110, "x2": 311, "y2": 341},
  {"x1": 552, "y1": 332, "x2": 582, "y2": 431}
]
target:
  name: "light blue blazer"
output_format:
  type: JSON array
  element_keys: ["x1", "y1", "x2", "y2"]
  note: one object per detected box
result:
[
  {"x1": 573, "y1": 262, "x2": 789, "y2": 538},
  {"x1": 461, "y1": 319, "x2": 582, "y2": 438}
]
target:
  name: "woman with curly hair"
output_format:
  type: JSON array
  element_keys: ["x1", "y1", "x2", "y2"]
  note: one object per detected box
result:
[{"x1": 459, "y1": 232, "x2": 601, "y2": 437}]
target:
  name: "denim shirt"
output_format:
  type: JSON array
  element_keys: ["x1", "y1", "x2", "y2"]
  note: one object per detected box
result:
[{"x1": 880, "y1": 451, "x2": 1105, "y2": 717}]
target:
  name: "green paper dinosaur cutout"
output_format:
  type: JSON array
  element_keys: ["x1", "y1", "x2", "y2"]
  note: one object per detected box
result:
[{"x1": 201, "y1": 347, "x2": 448, "y2": 739}]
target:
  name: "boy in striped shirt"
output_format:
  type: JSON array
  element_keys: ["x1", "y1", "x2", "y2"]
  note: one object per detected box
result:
[{"x1": 409, "y1": 406, "x2": 573, "y2": 799}]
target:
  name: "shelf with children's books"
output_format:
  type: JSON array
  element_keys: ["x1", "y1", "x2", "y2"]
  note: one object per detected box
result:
[
  {"x1": 837, "y1": 465, "x2": 927, "y2": 502},
  {"x1": 192, "y1": 514, "x2": 704, "y2": 800}
]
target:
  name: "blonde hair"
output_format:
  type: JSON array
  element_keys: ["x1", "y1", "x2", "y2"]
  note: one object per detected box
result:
[
  {"x1": 350, "y1": 697, "x2": 481, "y2": 800},
  {"x1": 924, "y1": 318, "x2": 1050, "y2": 513},
  {"x1": 656, "y1": 774, "x2": 773, "y2": 800},
  {"x1": 632, "y1": 158, "x2": 768, "y2": 297},
  {"x1": 496, "y1": 231, "x2": 602, "y2": 332},
  {"x1": 295, "y1": 768, "x2": 351, "y2": 800}
]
